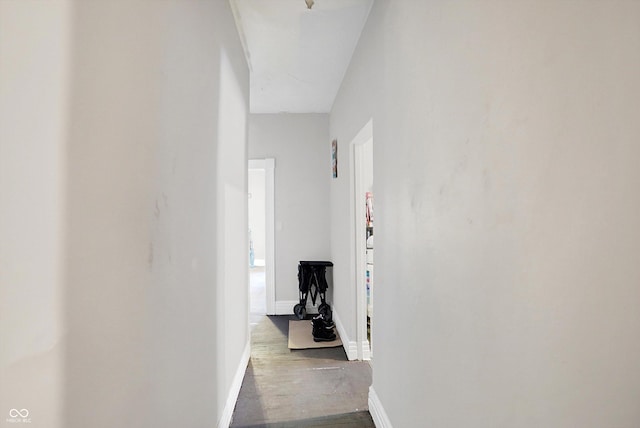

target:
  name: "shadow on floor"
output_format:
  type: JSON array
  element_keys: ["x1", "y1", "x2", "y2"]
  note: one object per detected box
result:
[{"x1": 265, "y1": 314, "x2": 290, "y2": 336}]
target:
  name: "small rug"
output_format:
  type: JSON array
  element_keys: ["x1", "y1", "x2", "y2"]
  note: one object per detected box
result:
[{"x1": 287, "y1": 320, "x2": 342, "y2": 349}]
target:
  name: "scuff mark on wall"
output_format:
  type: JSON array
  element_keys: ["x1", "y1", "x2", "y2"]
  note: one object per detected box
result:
[{"x1": 148, "y1": 241, "x2": 154, "y2": 269}]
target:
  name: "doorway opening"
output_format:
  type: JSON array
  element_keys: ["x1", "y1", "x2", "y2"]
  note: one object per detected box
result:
[
  {"x1": 248, "y1": 159, "x2": 276, "y2": 327},
  {"x1": 351, "y1": 120, "x2": 373, "y2": 360}
]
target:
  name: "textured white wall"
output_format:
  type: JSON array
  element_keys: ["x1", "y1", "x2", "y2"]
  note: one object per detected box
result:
[
  {"x1": 248, "y1": 114, "x2": 331, "y2": 304},
  {"x1": 331, "y1": 1, "x2": 640, "y2": 426},
  {"x1": 2, "y1": 1, "x2": 249, "y2": 427},
  {"x1": 63, "y1": 2, "x2": 249, "y2": 427},
  {"x1": 0, "y1": 2, "x2": 71, "y2": 427}
]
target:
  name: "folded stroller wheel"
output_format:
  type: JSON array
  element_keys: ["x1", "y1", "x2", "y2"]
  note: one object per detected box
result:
[{"x1": 293, "y1": 303, "x2": 306, "y2": 320}]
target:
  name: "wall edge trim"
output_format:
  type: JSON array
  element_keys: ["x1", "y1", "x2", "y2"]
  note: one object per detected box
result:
[
  {"x1": 218, "y1": 339, "x2": 251, "y2": 428},
  {"x1": 274, "y1": 300, "x2": 320, "y2": 316},
  {"x1": 333, "y1": 309, "x2": 358, "y2": 360},
  {"x1": 369, "y1": 386, "x2": 393, "y2": 428}
]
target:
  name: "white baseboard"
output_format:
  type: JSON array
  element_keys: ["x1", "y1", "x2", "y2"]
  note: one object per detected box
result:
[
  {"x1": 274, "y1": 300, "x2": 321, "y2": 316},
  {"x1": 275, "y1": 300, "x2": 297, "y2": 315},
  {"x1": 218, "y1": 339, "x2": 251, "y2": 428},
  {"x1": 369, "y1": 386, "x2": 393, "y2": 428},
  {"x1": 361, "y1": 340, "x2": 371, "y2": 361},
  {"x1": 332, "y1": 310, "x2": 358, "y2": 361}
]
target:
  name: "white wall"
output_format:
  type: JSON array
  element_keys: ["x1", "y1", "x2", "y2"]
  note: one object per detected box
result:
[
  {"x1": 0, "y1": 2, "x2": 70, "y2": 427},
  {"x1": 1, "y1": 1, "x2": 249, "y2": 427},
  {"x1": 249, "y1": 114, "x2": 331, "y2": 307},
  {"x1": 64, "y1": 2, "x2": 249, "y2": 427},
  {"x1": 248, "y1": 169, "x2": 266, "y2": 262},
  {"x1": 329, "y1": 10, "x2": 382, "y2": 352},
  {"x1": 331, "y1": 1, "x2": 640, "y2": 426}
]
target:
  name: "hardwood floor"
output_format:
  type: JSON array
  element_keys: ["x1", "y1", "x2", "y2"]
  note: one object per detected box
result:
[{"x1": 230, "y1": 315, "x2": 374, "y2": 427}]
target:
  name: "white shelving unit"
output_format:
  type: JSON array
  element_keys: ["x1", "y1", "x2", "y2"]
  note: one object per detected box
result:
[{"x1": 365, "y1": 192, "x2": 373, "y2": 344}]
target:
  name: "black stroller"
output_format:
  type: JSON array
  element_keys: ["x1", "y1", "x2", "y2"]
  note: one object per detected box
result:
[{"x1": 293, "y1": 261, "x2": 333, "y2": 320}]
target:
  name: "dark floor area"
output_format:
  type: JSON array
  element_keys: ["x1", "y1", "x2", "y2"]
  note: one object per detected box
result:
[
  {"x1": 230, "y1": 315, "x2": 374, "y2": 428},
  {"x1": 236, "y1": 411, "x2": 375, "y2": 428}
]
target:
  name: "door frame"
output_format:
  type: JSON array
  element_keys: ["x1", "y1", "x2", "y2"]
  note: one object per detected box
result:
[
  {"x1": 248, "y1": 158, "x2": 276, "y2": 315},
  {"x1": 350, "y1": 120, "x2": 373, "y2": 360}
]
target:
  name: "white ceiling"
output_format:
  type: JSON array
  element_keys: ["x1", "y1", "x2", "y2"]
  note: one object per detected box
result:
[{"x1": 230, "y1": 0, "x2": 373, "y2": 114}]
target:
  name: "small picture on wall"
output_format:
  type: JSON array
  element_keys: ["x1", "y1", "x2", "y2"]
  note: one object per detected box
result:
[{"x1": 332, "y1": 139, "x2": 338, "y2": 178}]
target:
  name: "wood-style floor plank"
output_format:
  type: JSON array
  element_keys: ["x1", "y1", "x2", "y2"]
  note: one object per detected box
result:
[{"x1": 230, "y1": 315, "x2": 374, "y2": 427}]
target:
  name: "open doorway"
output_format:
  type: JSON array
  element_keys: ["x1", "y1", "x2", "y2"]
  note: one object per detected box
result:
[
  {"x1": 352, "y1": 120, "x2": 373, "y2": 360},
  {"x1": 248, "y1": 159, "x2": 276, "y2": 327},
  {"x1": 248, "y1": 167, "x2": 266, "y2": 324}
]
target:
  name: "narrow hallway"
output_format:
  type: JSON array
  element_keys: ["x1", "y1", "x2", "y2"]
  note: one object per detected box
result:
[{"x1": 230, "y1": 316, "x2": 374, "y2": 427}]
